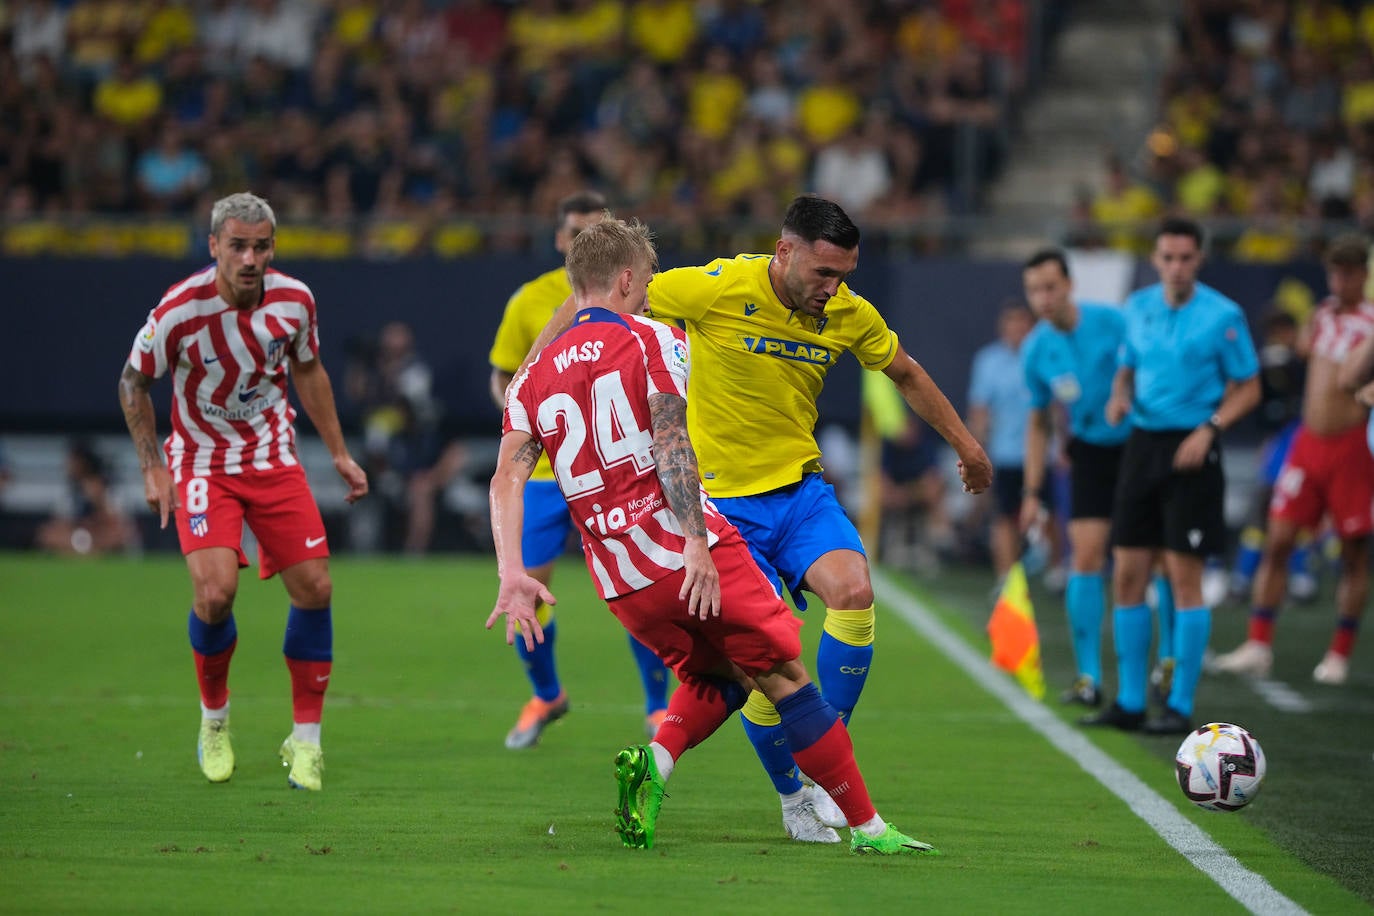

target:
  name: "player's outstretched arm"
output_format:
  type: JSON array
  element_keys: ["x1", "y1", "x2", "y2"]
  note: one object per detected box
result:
[
  {"x1": 648, "y1": 391, "x2": 720, "y2": 620},
  {"x1": 291, "y1": 356, "x2": 368, "y2": 503},
  {"x1": 487, "y1": 431, "x2": 554, "y2": 649},
  {"x1": 881, "y1": 345, "x2": 993, "y2": 494},
  {"x1": 118, "y1": 363, "x2": 177, "y2": 529}
]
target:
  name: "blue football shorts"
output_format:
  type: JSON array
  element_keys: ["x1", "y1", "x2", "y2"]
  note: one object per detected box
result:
[
  {"x1": 712, "y1": 472, "x2": 865, "y2": 612},
  {"x1": 522, "y1": 479, "x2": 575, "y2": 568}
]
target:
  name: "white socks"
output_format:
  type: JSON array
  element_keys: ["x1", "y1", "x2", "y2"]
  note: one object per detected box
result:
[
  {"x1": 292, "y1": 722, "x2": 321, "y2": 744},
  {"x1": 855, "y1": 814, "x2": 887, "y2": 837},
  {"x1": 649, "y1": 741, "x2": 675, "y2": 780},
  {"x1": 201, "y1": 703, "x2": 228, "y2": 721}
]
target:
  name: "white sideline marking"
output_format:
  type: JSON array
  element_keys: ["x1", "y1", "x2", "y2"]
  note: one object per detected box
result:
[
  {"x1": 872, "y1": 569, "x2": 1308, "y2": 916},
  {"x1": 1248, "y1": 678, "x2": 1313, "y2": 714}
]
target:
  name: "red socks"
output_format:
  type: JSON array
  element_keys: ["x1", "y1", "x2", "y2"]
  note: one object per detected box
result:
[{"x1": 286, "y1": 658, "x2": 332, "y2": 724}]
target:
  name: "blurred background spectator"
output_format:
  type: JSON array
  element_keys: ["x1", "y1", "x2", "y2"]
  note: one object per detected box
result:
[
  {"x1": 345, "y1": 320, "x2": 474, "y2": 554},
  {"x1": 0, "y1": 0, "x2": 1031, "y2": 253},
  {"x1": 1077, "y1": 0, "x2": 1374, "y2": 257}
]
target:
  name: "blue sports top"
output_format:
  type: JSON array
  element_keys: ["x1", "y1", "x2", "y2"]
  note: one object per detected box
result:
[
  {"x1": 968, "y1": 339, "x2": 1031, "y2": 466},
  {"x1": 1120, "y1": 282, "x2": 1259, "y2": 431},
  {"x1": 1022, "y1": 301, "x2": 1131, "y2": 447}
]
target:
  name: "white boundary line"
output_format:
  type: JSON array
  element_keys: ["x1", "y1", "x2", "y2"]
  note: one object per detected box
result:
[{"x1": 871, "y1": 568, "x2": 1307, "y2": 916}]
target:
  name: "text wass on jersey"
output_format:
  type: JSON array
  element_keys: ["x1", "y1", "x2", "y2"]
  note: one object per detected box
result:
[
  {"x1": 504, "y1": 308, "x2": 735, "y2": 600},
  {"x1": 128, "y1": 264, "x2": 319, "y2": 480}
]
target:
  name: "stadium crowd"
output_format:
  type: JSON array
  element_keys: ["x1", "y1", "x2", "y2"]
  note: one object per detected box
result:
[
  {"x1": 1079, "y1": 0, "x2": 1374, "y2": 261},
  {"x1": 0, "y1": 0, "x2": 1030, "y2": 256}
]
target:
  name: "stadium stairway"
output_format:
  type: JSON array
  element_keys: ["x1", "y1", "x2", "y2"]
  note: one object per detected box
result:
[{"x1": 979, "y1": 0, "x2": 1175, "y2": 259}]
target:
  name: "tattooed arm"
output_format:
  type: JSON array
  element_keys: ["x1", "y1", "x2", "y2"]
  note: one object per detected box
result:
[
  {"x1": 119, "y1": 363, "x2": 177, "y2": 529},
  {"x1": 486, "y1": 430, "x2": 555, "y2": 650},
  {"x1": 649, "y1": 391, "x2": 720, "y2": 620}
]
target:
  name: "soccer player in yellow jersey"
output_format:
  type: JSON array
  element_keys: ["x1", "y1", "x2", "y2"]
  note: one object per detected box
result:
[
  {"x1": 488, "y1": 191, "x2": 671, "y2": 750},
  {"x1": 525, "y1": 195, "x2": 992, "y2": 841}
]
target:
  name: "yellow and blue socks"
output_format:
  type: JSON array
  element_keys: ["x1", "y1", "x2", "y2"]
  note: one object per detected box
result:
[
  {"x1": 815, "y1": 607, "x2": 875, "y2": 724},
  {"x1": 283, "y1": 604, "x2": 332, "y2": 739},
  {"x1": 742, "y1": 606, "x2": 875, "y2": 794},
  {"x1": 516, "y1": 615, "x2": 562, "y2": 703},
  {"x1": 1168, "y1": 606, "x2": 1211, "y2": 716},
  {"x1": 1064, "y1": 573, "x2": 1104, "y2": 686},
  {"x1": 740, "y1": 691, "x2": 799, "y2": 794},
  {"x1": 627, "y1": 633, "x2": 670, "y2": 715},
  {"x1": 1113, "y1": 602, "x2": 1151, "y2": 714},
  {"x1": 1232, "y1": 525, "x2": 1264, "y2": 582},
  {"x1": 189, "y1": 610, "x2": 237, "y2": 714}
]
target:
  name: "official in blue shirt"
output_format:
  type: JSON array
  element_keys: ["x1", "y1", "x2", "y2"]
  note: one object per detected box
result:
[
  {"x1": 1020, "y1": 249, "x2": 1130, "y2": 709},
  {"x1": 1085, "y1": 218, "x2": 1261, "y2": 737},
  {"x1": 968, "y1": 301, "x2": 1034, "y2": 582}
]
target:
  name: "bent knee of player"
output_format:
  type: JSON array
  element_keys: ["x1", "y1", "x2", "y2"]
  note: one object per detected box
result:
[
  {"x1": 284, "y1": 562, "x2": 333, "y2": 608},
  {"x1": 821, "y1": 580, "x2": 873, "y2": 610},
  {"x1": 193, "y1": 583, "x2": 238, "y2": 622}
]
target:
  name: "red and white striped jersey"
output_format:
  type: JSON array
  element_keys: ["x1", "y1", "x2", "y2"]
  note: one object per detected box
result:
[
  {"x1": 1309, "y1": 298, "x2": 1374, "y2": 363},
  {"x1": 127, "y1": 264, "x2": 319, "y2": 480},
  {"x1": 504, "y1": 307, "x2": 735, "y2": 600}
]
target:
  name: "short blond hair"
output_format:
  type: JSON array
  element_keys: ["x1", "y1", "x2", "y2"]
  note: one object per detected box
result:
[
  {"x1": 210, "y1": 192, "x2": 276, "y2": 236},
  {"x1": 565, "y1": 215, "x2": 658, "y2": 296}
]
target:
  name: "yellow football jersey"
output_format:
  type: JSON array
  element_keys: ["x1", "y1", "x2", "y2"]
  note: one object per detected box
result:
[
  {"x1": 489, "y1": 266, "x2": 573, "y2": 481},
  {"x1": 647, "y1": 253, "x2": 898, "y2": 497}
]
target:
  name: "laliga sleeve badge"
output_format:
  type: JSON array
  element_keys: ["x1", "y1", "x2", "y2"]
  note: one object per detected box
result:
[{"x1": 137, "y1": 319, "x2": 157, "y2": 353}]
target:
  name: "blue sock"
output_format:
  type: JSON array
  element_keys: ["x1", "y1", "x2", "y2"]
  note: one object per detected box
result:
[
  {"x1": 516, "y1": 618, "x2": 561, "y2": 702},
  {"x1": 775, "y1": 683, "x2": 838, "y2": 751},
  {"x1": 627, "y1": 633, "x2": 670, "y2": 714},
  {"x1": 1288, "y1": 545, "x2": 1311, "y2": 576},
  {"x1": 814, "y1": 631, "x2": 872, "y2": 725},
  {"x1": 282, "y1": 604, "x2": 332, "y2": 661},
  {"x1": 188, "y1": 610, "x2": 237, "y2": 655},
  {"x1": 1113, "y1": 603, "x2": 1152, "y2": 713},
  {"x1": 1234, "y1": 527, "x2": 1264, "y2": 580},
  {"x1": 740, "y1": 716, "x2": 802, "y2": 795},
  {"x1": 1168, "y1": 606, "x2": 1211, "y2": 716},
  {"x1": 1153, "y1": 574, "x2": 1175, "y2": 663},
  {"x1": 1065, "y1": 573, "x2": 1104, "y2": 685}
]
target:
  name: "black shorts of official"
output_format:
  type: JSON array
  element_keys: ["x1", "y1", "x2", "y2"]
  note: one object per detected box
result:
[
  {"x1": 992, "y1": 466, "x2": 1024, "y2": 518},
  {"x1": 1066, "y1": 438, "x2": 1124, "y2": 521},
  {"x1": 1111, "y1": 428, "x2": 1225, "y2": 556}
]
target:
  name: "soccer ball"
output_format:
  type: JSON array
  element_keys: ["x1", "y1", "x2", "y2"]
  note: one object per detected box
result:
[{"x1": 1174, "y1": 722, "x2": 1266, "y2": 812}]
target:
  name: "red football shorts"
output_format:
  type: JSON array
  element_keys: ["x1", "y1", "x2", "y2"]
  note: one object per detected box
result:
[
  {"x1": 175, "y1": 465, "x2": 329, "y2": 579},
  {"x1": 1269, "y1": 423, "x2": 1374, "y2": 537},
  {"x1": 606, "y1": 531, "x2": 803, "y2": 678}
]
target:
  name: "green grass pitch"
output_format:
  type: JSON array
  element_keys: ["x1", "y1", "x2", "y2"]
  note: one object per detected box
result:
[{"x1": 0, "y1": 554, "x2": 1369, "y2": 913}]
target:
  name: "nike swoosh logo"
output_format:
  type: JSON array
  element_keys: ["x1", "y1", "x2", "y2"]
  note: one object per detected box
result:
[
  {"x1": 705, "y1": 265, "x2": 723, "y2": 276},
  {"x1": 315, "y1": 674, "x2": 330, "y2": 683},
  {"x1": 305, "y1": 535, "x2": 326, "y2": 548},
  {"x1": 204, "y1": 355, "x2": 220, "y2": 364},
  {"x1": 238, "y1": 388, "x2": 259, "y2": 403}
]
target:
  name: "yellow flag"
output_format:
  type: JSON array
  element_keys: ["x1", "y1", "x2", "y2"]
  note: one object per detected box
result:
[{"x1": 987, "y1": 561, "x2": 1046, "y2": 699}]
